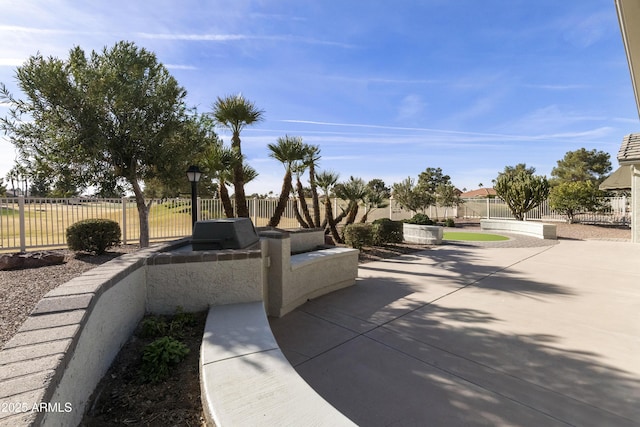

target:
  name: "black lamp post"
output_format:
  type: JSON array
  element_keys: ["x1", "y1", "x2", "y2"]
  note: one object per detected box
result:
[{"x1": 186, "y1": 165, "x2": 202, "y2": 229}]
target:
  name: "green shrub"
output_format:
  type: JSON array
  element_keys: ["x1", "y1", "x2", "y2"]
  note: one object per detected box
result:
[
  {"x1": 404, "y1": 213, "x2": 434, "y2": 225},
  {"x1": 140, "y1": 308, "x2": 196, "y2": 339},
  {"x1": 445, "y1": 218, "x2": 456, "y2": 227},
  {"x1": 66, "y1": 219, "x2": 121, "y2": 254},
  {"x1": 343, "y1": 223, "x2": 374, "y2": 249},
  {"x1": 140, "y1": 316, "x2": 168, "y2": 338},
  {"x1": 372, "y1": 218, "x2": 403, "y2": 245},
  {"x1": 140, "y1": 336, "x2": 190, "y2": 383}
]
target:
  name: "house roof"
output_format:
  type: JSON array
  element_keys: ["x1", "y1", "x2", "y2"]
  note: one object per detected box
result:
[
  {"x1": 616, "y1": 0, "x2": 640, "y2": 120},
  {"x1": 599, "y1": 166, "x2": 631, "y2": 191},
  {"x1": 459, "y1": 188, "x2": 497, "y2": 198},
  {"x1": 618, "y1": 133, "x2": 640, "y2": 164}
]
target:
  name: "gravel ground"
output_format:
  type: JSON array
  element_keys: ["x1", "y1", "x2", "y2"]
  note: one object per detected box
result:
[
  {"x1": 0, "y1": 222, "x2": 631, "y2": 349},
  {"x1": 0, "y1": 245, "x2": 139, "y2": 348}
]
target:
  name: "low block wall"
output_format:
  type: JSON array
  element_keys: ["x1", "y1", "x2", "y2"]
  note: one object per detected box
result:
[
  {"x1": 480, "y1": 219, "x2": 557, "y2": 239},
  {"x1": 0, "y1": 246, "x2": 153, "y2": 427},
  {"x1": 0, "y1": 240, "x2": 267, "y2": 427},
  {"x1": 0, "y1": 233, "x2": 360, "y2": 426},
  {"x1": 288, "y1": 228, "x2": 325, "y2": 253},
  {"x1": 261, "y1": 230, "x2": 358, "y2": 318},
  {"x1": 146, "y1": 243, "x2": 265, "y2": 314},
  {"x1": 403, "y1": 224, "x2": 443, "y2": 245}
]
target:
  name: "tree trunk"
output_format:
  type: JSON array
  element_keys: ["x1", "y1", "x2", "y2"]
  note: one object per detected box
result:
[
  {"x1": 309, "y1": 165, "x2": 321, "y2": 227},
  {"x1": 268, "y1": 171, "x2": 293, "y2": 227},
  {"x1": 296, "y1": 177, "x2": 314, "y2": 227},
  {"x1": 219, "y1": 181, "x2": 234, "y2": 218},
  {"x1": 130, "y1": 179, "x2": 150, "y2": 247},
  {"x1": 324, "y1": 197, "x2": 342, "y2": 243},
  {"x1": 293, "y1": 200, "x2": 310, "y2": 228},
  {"x1": 231, "y1": 133, "x2": 249, "y2": 217},
  {"x1": 345, "y1": 201, "x2": 359, "y2": 225}
]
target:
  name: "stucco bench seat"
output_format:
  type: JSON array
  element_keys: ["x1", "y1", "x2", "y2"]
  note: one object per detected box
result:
[
  {"x1": 200, "y1": 302, "x2": 356, "y2": 426},
  {"x1": 480, "y1": 219, "x2": 557, "y2": 239}
]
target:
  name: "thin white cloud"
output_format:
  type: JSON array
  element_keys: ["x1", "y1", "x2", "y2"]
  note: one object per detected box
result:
[
  {"x1": 165, "y1": 64, "x2": 198, "y2": 70},
  {"x1": 136, "y1": 33, "x2": 249, "y2": 41},
  {"x1": 136, "y1": 32, "x2": 353, "y2": 48},
  {"x1": 524, "y1": 83, "x2": 588, "y2": 90},
  {"x1": 0, "y1": 25, "x2": 75, "y2": 35},
  {"x1": 278, "y1": 119, "x2": 616, "y2": 145},
  {"x1": 0, "y1": 58, "x2": 26, "y2": 67}
]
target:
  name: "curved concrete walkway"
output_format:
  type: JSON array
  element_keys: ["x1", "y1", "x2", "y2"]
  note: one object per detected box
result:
[{"x1": 269, "y1": 237, "x2": 640, "y2": 427}]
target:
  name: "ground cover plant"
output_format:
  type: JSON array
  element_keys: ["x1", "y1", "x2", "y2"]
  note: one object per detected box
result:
[{"x1": 82, "y1": 310, "x2": 206, "y2": 425}]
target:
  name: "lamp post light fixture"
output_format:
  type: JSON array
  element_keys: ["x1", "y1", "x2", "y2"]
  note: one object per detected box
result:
[{"x1": 186, "y1": 165, "x2": 202, "y2": 229}]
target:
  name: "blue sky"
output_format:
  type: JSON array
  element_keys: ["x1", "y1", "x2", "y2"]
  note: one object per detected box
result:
[{"x1": 1, "y1": 0, "x2": 638, "y2": 195}]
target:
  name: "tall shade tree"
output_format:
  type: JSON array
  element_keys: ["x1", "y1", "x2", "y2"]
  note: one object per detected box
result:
[
  {"x1": 551, "y1": 148, "x2": 611, "y2": 184},
  {"x1": 418, "y1": 167, "x2": 451, "y2": 194},
  {"x1": 549, "y1": 181, "x2": 604, "y2": 223},
  {"x1": 494, "y1": 164, "x2": 549, "y2": 221},
  {"x1": 0, "y1": 41, "x2": 203, "y2": 246},
  {"x1": 392, "y1": 177, "x2": 434, "y2": 214},
  {"x1": 212, "y1": 94, "x2": 264, "y2": 218},
  {"x1": 549, "y1": 148, "x2": 611, "y2": 222},
  {"x1": 267, "y1": 135, "x2": 305, "y2": 227}
]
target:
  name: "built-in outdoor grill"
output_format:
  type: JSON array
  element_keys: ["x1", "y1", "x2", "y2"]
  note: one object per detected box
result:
[{"x1": 191, "y1": 218, "x2": 260, "y2": 250}]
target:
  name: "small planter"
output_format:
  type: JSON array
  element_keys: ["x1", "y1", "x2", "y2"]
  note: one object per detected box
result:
[{"x1": 403, "y1": 223, "x2": 443, "y2": 245}]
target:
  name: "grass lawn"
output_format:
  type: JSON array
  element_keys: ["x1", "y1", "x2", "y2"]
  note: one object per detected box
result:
[{"x1": 443, "y1": 231, "x2": 509, "y2": 241}]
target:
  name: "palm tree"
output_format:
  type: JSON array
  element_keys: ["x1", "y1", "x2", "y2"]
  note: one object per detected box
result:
[
  {"x1": 360, "y1": 188, "x2": 387, "y2": 223},
  {"x1": 201, "y1": 143, "x2": 240, "y2": 218},
  {"x1": 293, "y1": 159, "x2": 315, "y2": 228},
  {"x1": 304, "y1": 145, "x2": 322, "y2": 227},
  {"x1": 267, "y1": 135, "x2": 305, "y2": 227},
  {"x1": 316, "y1": 170, "x2": 341, "y2": 243},
  {"x1": 212, "y1": 94, "x2": 264, "y2": 218},
  {"x1": 336, "y1": 176, "x2": 368, "y2": 225}
]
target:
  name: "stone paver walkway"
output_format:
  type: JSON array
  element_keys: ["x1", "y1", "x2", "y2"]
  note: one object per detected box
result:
[{"x1": 270, "y1": 237, "x2": 640, "y2": 427}]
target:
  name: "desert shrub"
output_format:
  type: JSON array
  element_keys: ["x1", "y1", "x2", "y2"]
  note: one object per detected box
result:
[
  {"x1": 140, "y1": 308, "x2": 196, "y2": 339},
  {"x1": 445, "y1": 218, "x2": 456, "y2": 227},
  {"x1": 66, "y1": 218, "x2": 121, "y2": 254},
  {"x1": 404, "y1": 213, "x2": 434, "y2": 225},
  {"x1": 343, "y1": 223, "x2": 374, "y2": 249},
  {"x1": 140, "y1": 316, "x2": 168, "y2": 338},
  {"x1": 140, "y1": 336, "x2": 190, "y2": 383},
  {"x1": 372, "y1": 218, "x2": 403, "y2": 245}
]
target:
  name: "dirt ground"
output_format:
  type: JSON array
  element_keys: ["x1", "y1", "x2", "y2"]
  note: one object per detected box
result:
[{"x1": 80, "y1": 312, "x2": 207, "y2": 427}]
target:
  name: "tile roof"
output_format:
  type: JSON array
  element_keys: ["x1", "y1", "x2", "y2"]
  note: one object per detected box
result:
[
  {"x1": 460, "y1": 188, "x2": 497, "y2": 198},
  {"x1": 617, "y1": 133, "x2": 640, "y2": 164}
]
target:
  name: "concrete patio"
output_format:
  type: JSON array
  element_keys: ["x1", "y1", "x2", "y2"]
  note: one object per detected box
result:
[{"x1": 270, "y1": 235, "x2": 640, "y2": 426}]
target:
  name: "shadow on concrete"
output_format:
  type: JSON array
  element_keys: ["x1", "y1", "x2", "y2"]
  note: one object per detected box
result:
[{"x1": 270, "y1": 247, "x2": 639, "y2": 427}]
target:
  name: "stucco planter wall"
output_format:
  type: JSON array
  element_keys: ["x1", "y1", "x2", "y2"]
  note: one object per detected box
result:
[
  {"x1": 403, "y1": 223, "x2": 443, "y2": 245},
  {"x1": 260, "y1": 229, "x2": 358, "y2": 318},
  {"x1": 480, "y1": 219, "x2": 557, "y2": 239},
  {"x1": 288, "y1": 228, "x2": 325, "y2": 253},
  {"x1": 146, "y1": 244, "x2": 265, "y2": 314}
]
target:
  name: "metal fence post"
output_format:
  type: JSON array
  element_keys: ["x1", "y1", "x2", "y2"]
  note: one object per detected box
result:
[
  {"x1": 253, "y1": 197, "x2": 257, "y2": 225},
  {"x1": 18, "y1": 196, "x2": 26, "y2": 252},
  {"x1": 121, "y1": 197, "x2": 128, "y2": 245},
  {"x1": 486, "y1": 198, "x2": 490, "y2": 219}
]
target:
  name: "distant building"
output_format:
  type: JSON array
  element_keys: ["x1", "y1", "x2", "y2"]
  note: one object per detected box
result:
[{"x1": 459, "y1": 188, "x2": 497, "y2": 198}]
